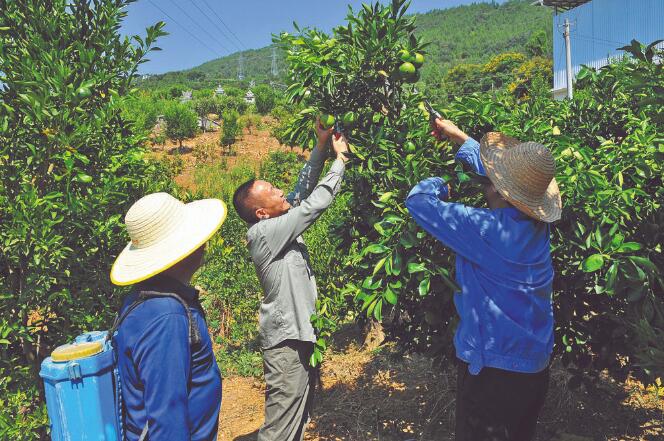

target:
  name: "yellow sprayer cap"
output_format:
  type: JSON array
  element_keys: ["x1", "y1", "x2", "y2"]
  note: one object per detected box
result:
[{"x1": 51, "y1": 341, "x2": 103, "y2": 362}]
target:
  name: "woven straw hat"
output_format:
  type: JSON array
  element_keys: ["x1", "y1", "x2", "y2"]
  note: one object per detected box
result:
[
  {"x1": 480, "y1": 132, "x2": 562, "y2": 223},
  {"x1": 110, "y1": 193, "x2": 227, "y2": 286}
]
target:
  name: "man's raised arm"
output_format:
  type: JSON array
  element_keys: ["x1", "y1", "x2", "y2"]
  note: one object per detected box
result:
[
  {"x1": 261, "y1": 133, "x2": 349, "y2": 260},
  {"x1": 286, "y1": 118, "x2": 334, "y2": 207}
]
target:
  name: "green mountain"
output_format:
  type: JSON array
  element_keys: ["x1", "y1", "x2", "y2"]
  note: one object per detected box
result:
[{"x1": 139, "y1": 0, "x2": 551, "y2": 90}]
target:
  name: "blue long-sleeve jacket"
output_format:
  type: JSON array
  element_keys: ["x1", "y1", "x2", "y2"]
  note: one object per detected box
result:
[
  {"x1": 114, "y1": 275, "x2": 222, "y2": 440},
  {"x1": 405, "y1": 138, "x2": 554, "y2": 375}
]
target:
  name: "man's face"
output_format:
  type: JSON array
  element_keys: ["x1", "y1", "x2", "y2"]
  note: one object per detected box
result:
[{"x1": 252, "y1": 180, "x2": 291, "y2": 220}]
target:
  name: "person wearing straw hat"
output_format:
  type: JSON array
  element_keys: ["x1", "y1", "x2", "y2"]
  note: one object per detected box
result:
[
  {"x1": 232, "y1": 118, "x2": 348, "y2": 441},
  {"x1": 109, "y1": 193, "x2": 227, "y2": 441},
  {"x1": 406, "y1": 118, "x2": 561, "y2": 441}
]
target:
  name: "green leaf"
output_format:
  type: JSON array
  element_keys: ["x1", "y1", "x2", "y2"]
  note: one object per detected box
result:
[
  {"x1": 384, "y1": 287, "x2": 398, "y2": 305},
  {"x1": 364, "y1": 243, "x2": 389, "y2": 254},
  {"x1": 372, "y1": 256, "x2": 387, "y2": 275},
  {"x1": 418, "y1": 277, "x2": 430, "y2": 296},
  {"x1": 373, "y1": 298, "x2": 383, "y2": 321},
  {"x1": 582, "y1": 254, "x2": 604, "y2": 272},
  {"x1": 628, "y1": 256, "x2": 659, "y2": 276},
  {"x1": 605, "y1": 263, "x2": 618, "y2": 293},
  {"x1": 616, "y1": 242, "x2": 643, "y2": 253},
  {"x1": 407, "y1": 262, "x2": 426, "y2": 274},
  {"x1": 391, "y1": 250, "x2": 403, "y2": 276},
  {"x1": 362, "y1": 277, "x2": 381, "y2": 290},
  {"x1": 76, "y1": 173, "x2": 93, "y2": 183},
  {"x1": 378, "y1": 191, "x2": 393, "y2": 202}
]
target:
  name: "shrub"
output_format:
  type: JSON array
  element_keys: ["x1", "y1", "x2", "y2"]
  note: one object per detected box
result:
[
  {"x1": 220, "y1": 95, "x2": 248, "y2": 115},
  {"x1": 120, "y1": 93, "x2": 164, "y2": 134},
  {"x1": 164, "y1": 101, "x2": 198, "y2": 148},
  {"x1": 192, "y1": 96, "x2": 222, "y2": 132},
  {"x1": 220, "y1": 110, "x2": 241, "y2": 149},
  {"x1": 254, "y1": 84, "x2": 277, "y2": 114},
  {"x1": 238, "y1": 113, "x2": 262, "y2": 135}
]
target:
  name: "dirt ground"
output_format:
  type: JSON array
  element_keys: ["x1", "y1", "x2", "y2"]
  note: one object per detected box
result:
[
  {"x1": 159, "y1": 117, "x2": 663, "y2": 441},
  {"x1": 217, "y1": 324, "x2": 663, "y2": 441}
]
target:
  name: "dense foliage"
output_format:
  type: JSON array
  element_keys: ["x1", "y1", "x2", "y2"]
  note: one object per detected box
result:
[
  {"x1": 277, "y1": 0, "x2": 663, "y2": 382},
  {"x1": 253, "y1": 84, "x2": 277, "y2": 115},
  {"x1": 220, "y1": 110, "x2": 241, "y2": 147},
  {"x1": 0, "y1": 0, "x2": 172, "y2": 437}
]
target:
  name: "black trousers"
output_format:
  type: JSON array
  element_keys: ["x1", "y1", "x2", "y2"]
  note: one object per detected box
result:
[{"x1": 455, "y1": 360, "x2": 549, "y2": 441}]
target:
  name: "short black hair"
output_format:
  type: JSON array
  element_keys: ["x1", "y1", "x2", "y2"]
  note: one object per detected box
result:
[{"x1": 233, "y1": 179, "x2": 259, "y2": 224}]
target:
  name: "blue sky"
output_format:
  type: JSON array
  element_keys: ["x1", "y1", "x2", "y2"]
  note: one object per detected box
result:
[{"x1": 121, "y1": 0, "x2": 505, "y2": 74}]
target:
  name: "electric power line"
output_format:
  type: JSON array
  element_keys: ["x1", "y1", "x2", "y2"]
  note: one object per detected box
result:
[
  {"x1": 146, "y1": 0, "x2": 224, "y2": 58},
  {"x1": 166, "y1": 0, "x2": 232, "y2": 53},
  {"x1": 574, "y1": 33, "x2": 628, "y2": 48},
  {"x1": 189, "y1": 0, "x2": 242, "y2": 52},
  {"x1": 200, "y1": 0, "x2": 248, "y2": 50}
]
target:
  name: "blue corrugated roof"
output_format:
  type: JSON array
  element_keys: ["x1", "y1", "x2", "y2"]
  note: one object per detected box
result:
[{"x1": 552, "y1": 0, "x2": 664, "y2": 91}]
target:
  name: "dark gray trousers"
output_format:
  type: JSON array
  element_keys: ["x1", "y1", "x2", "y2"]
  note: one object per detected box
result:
[{"x1": 258, "y1": 340, "x2": 316, "y2": 441}]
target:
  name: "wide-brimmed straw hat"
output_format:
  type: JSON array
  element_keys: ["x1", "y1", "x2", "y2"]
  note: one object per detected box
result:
[
  {"x1": 480, "y1": 132, "x2": 562, "y2": 223},
  {"x1": 110, "y1": 193, "x2": 227, "y2": 286}
]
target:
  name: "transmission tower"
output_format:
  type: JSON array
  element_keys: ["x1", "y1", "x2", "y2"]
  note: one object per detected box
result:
[
  {"x1": 238, "y1": 53, "x2": 245, "y2": 80},
  {"x1": 271, "y1": 47, "x2": 278, "y2": 77}
]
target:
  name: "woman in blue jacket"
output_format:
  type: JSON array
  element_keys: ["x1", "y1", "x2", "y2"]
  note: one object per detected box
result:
[{"x1": 406, "y1": 119, "x2": 562, "y2": 441}]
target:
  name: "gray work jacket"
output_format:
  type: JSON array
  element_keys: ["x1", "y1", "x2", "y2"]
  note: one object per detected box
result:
[{"x1": 247, "y1": 146, "x2": 345, "y2": 349}]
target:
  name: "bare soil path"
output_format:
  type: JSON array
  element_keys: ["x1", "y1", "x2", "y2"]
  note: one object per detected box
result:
[{"x1": 217, "y1": 325, "x2": 663, "y2": 441}]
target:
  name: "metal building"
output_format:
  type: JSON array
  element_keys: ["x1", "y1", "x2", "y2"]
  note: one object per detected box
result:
[{"x1": 543, "y1": 0, "x2": 664, "y2": 99}]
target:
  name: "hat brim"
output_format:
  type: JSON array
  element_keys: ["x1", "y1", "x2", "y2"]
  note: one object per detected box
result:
[
  {"x1": 110, "y1": 199, "x2": 227, "y2": 286},
  {"x1": 480, "y1": 133, "x2": 562, "y2": 223}
]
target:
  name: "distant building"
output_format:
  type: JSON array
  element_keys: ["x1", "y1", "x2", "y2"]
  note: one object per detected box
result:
[
  {"x1": 154, "y1": 115, "x2": 166, "y2": 132},
  {"x1": 197, "y1": 116, "x2": 220, "y2": 131},
  {"x1": 214, "y1": 85, "x2": 225, "y2": 96},
  {"x1": 244, "y1": 90, "x2": 255, "y2": 104},
  {"x1": 180, "y1": 90, "x2": 192, "y2": 103},
  {"x1": 542, "y1": 0, "x2": 664, "y2": 100}
]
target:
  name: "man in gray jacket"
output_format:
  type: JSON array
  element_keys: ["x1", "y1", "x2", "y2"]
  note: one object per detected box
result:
[{"x1": 232, "y1": 119, "x2": 349, "y2": 440}]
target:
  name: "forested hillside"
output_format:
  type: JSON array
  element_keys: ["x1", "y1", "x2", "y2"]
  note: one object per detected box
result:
[{"x1": 139, "y1": 0, "x2": 551, "y2": 90}]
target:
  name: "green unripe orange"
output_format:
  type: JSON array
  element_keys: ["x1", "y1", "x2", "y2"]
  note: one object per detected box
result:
[
  {"x1": 412, "y1": 53, "x2": 425, "y2": 68},
  {"x1": 399, "y1": 49, "x2": 412, "y2": 63},
  {"x1": 342, "y1": 111, "x2": 358, "y2": 127},
  {"x1": 319, "y1": 113, "x2": 335, "y2": 129},
  {"x1": 404, "y1": 141, "x2": 417, "y2": 153},
  {"x1": 398, "y1": 62, "x2": 417, "y2": 79}
]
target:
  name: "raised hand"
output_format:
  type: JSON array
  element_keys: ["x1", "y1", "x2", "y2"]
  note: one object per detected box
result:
[
  {"x1": 331, "y1": 131, "x2": 349, "y2": 162},
  {"x1": 431, "y1": 118, "x2": 469, "y2": 146},
  {"x1": 315, "y1": 116, "x2": 334, "y2": 148}
]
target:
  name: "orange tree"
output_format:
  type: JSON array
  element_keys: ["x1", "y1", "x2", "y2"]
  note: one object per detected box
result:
[
  {"x1": 0, "y1": 0, "x2": 170, "y2": 436},
  {"x1": 277, "y1": 0, "x2": 663, "y2": 384},
  {"x1": 275, "y1": 0, "x2": 463, "y2": 366}
]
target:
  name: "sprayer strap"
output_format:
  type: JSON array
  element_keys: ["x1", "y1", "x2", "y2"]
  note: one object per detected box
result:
[
  {"x1": 108, "y1": 290, "x2": 202, "y2": 346},
  {"x1": 138, "y1": 422, "x2": 148, "y2": 441}
]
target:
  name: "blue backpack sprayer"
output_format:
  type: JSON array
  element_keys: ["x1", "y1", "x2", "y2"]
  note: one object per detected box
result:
[{"x1": 39, "y1": 291, "x2": 200, "y2": 440}]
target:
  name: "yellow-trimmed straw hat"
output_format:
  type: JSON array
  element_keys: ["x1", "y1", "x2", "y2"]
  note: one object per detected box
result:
[
  {"x1": 110, "y1": 193, "x2": 227, "y2": 286},
  {"x1": 480, "y1": 132, "x2": 562, "y2": 223}
]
